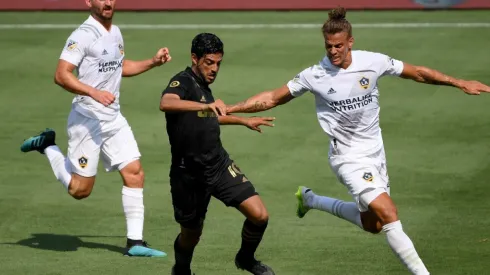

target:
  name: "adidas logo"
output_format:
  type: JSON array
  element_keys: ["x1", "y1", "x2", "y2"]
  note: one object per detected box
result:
[
  {"x1": 102, "y1": 49, "x2": 108, "y2": 55},
  {"x1": 327, "y1": 88, "x2": 336, "y2": 94}
]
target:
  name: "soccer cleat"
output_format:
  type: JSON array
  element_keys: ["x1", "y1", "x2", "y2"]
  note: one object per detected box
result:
[
  {"x1": 235, "y1": 254, "x2": 275, "y2": 275},
  {"x1": 124, "y1": 241, "x2": 167, "y2": 257},
  {"x1": 171, "y1": 265, "x2": 195, "y2": 275},
  {"x1": 20, "y1": 128, "x2": 56, "y2": 154},
  {"x1": 295, "y1": 186, "x2": 311, "y2": 218}
]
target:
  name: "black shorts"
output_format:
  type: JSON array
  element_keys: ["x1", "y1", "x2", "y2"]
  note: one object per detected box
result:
[{"x1": 170, "y1": 160, "x2": 258, "y2": 229}]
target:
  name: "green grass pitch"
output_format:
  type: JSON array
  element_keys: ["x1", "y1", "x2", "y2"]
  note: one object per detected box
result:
[{"x1": 0, "y1": 10, "x2": 489, "y2": 275}]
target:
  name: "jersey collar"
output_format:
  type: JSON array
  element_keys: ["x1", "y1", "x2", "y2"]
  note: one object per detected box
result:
[
  {"x1": 86, "y1": 15, "x2": 111, "y2": 34},
  {"x1": 186, "y1": 67, "x2": 209, "y2": 88},
  {"x1": 320, "y1": 53, "x2": 355, "y2": 72}
]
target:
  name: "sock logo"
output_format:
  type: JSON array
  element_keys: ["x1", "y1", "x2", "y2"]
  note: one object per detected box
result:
[
  {"x1": 362, "y1": 172, "x2": 373, "y2": 182},
  {"x1": 78, "y1": 156, "x2": 88, "y2": 168}
]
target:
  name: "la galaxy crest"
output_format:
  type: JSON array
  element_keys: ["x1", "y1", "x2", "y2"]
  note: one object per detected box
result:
[
  {"x1": 362, "y1": 172, "x2": 373, "y2": 182},
  {"x1": 78, "y1": 156, "x2": 88, "y2": 168},
  {"x1": 118, "y1": 44, "x2": 124, "y2": 55},
  {"x1": 359, "y1": 77, "x2": 369, "y2": 89}
]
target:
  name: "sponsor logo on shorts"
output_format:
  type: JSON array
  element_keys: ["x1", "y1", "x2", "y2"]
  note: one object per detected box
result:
[
  {"x1": 78, "y1": 156, "x2": 88, "y2": 168},
  {"x1": 362, "y1": 172, "x2": 373, "y2": 182}
]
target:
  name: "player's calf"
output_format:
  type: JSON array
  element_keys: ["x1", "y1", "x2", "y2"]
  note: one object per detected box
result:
[
  {"x1": 235, "y1": 195, "x2": 274, "y2": 275},
  {"x1": 367, "y1": 193, "x2": 430, "y2": 274},
  {"x1": 360, "y1": 211, "x2": 383, "y2": 234},
  {"x1": 173, "y1": 226, "x2": 203, "y2": 274}
]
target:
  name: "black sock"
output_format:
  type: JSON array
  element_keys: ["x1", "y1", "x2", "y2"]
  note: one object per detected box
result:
[
  {"x1": 237, "y1": 219, "x2": 268, "y2": 261},
  {"x1": 174, "y1": 234, "x2": 195, "y2": 271}
]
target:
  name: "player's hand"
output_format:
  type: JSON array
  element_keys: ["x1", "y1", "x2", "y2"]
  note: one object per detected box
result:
[
  {"x1": 244, "y1": 116, "x2": 275, "y2": 133},
  {"x1": 458, "y1": 80, "x2": 490, "y2": 95},
  {"x1": 205, "y1": 99, "x2": 227, "y2": 116},
  {"x1": 92, "y1": 90, "x2": 116, "y2": 107},
  {"x1": 152, "y1": 47, "x2": 172, "y2": 66}
]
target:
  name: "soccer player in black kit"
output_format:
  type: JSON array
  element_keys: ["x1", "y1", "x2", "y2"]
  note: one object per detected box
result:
[{"x1": 160, "y1": 33, "x2": 276, "y2": 275}]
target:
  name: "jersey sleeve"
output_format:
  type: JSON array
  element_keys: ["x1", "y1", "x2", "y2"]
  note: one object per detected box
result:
[
  {"x1": 374, "y1": 53, "x2": 404, "y2": 77},
  {"x1": 59, "y1": 29, "x2": 94, "y2": 66},
  {"x1": 162, "y1": 76, "x2": 189, "y2": 99},
  {"x1": 286, "y1": 68, "x2": 313, "y2": 97}
]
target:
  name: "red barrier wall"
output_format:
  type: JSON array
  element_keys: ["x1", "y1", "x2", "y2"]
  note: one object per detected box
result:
[{"x1": 1, "y1": 0, "x2": 488, "y2": 11}]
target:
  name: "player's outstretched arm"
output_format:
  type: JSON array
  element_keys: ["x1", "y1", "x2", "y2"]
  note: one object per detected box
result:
[
  {"x1": 123, "y1": 48, "x2": 172, "y2": 77},
  {"x1": 54, "y1": 60, "x2": 115, "y2": 107},
  {"x1": 160, "y1": 93, "x2": 227, "y2": 116},
  {"x1": 227, "y1": 85, "x2": 294, "y2": 114},
  {"x1": 218, "y1": 116, "x2": 275, "y2": 133},
  {"x1": 400, "y1": 63, "x2": 490, "y2": 95}
]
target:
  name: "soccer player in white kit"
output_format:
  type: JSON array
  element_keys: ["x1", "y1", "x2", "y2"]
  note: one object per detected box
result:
[
  {"x1": 20, "y1": 0, "x2": 171, "y2": 257},
  {"x1": 226, "y1": 7, "x2": 490, "y2": 275}
]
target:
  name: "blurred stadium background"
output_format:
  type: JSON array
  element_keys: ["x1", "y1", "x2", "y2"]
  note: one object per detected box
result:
[{"x1": 1, "y1": 1, "x2": 489, "y2": 274}]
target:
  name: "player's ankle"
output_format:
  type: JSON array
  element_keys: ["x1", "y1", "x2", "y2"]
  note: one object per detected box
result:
[
  {"x1": 236, "y1": 249, "x2": 255, "y2": 263},
  {"x1": 126, "y1": 238, "x2": 143, "y2": 247}
]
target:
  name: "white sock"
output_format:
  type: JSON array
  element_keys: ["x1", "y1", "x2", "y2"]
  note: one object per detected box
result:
[
  {"x1": 122, "y1": 186, "x2": 144, "y2": 241},
  {"x1": 45, "y1": 146, "x2": 72, "y2": 190},
  {"x1": 306, "y1": 191, "x2": 363, "y2": 229},
  {"x1": 383, "y1": 221, "x2": 430, "y2": 275}
]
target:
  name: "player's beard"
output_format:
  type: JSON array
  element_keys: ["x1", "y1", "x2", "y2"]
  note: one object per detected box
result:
[{"x1": 98, "y1": 6, "x2": 114, "y2": 21}]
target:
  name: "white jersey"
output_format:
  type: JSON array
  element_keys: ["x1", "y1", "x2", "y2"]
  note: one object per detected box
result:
[
  {"x1": 59, "y1": 15, "x2": 125, "y2": 121},
  {"x1": 287, "y1": 50, "x2": 404, "y2": 158}
]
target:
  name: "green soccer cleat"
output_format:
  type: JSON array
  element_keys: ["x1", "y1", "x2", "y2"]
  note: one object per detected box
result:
[
  {"x1": 124, "y1": 241, "x2": 167, "y2": 258},
  {"x1": 20, "y1": 128, "x2": 56, "y2": 154},
  {"x1": 295, "y1": 186, "x2": 311, "y2": 218}
]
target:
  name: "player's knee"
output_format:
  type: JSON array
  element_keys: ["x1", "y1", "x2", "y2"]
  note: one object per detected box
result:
[
  {"x1": 69, "y1": 188, "x2": 92, "y2": 200},
  {"x1": 249, "y1": 208, "x2": 269, "y2": 226},
  {"x1": 121, "y1": 162, "x2": 144, "y2": 188},
  {"x1": 377, "y1": 205, "x2": 398, "y2": 225},
  {"x1": 68, "y1": 179, "x2": 93, "y2": 200},
  {"x1": 181, "y1": 227, "x2": 202, "y2": 247}
]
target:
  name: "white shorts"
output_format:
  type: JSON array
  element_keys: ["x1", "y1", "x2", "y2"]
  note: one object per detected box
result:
[
  {"x1": 329, "y1": 149, "x2": 390, "y2": 212},
  {"x1": 67, "y1": 109, "x2": 141, "y2": 177}
]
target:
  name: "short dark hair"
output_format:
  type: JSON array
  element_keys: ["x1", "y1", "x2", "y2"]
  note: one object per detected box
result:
[
  {"x1": 191, "y1": 33, "x2": 224, "y2": 59},
  {"x1": 322, "y1": 7, "x2": 352, "y2": 37}
]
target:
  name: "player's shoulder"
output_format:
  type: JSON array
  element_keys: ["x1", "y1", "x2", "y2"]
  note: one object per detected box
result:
[
  {"x1": 352, "y1": 50, "x2": 388, "y2": 62},
  {"x1": 353, "y1": 50, "x2": 396, "y2": 69},
  {"x1": 111, "y1": 24, "x2": 123, "y2": 38},
  {"x1": 68, "y1": 24, "x2": 99, "y2": 44},
  {"x1": 297, "y1": 58, "x2": 326, "y2": 78},
  {"x1": 166, "y1": 70, "x2": 196, "y2": 89}
]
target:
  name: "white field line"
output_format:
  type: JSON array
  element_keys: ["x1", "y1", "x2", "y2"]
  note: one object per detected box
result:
[{"x1": 0, "y1": 22, "x2": 489, "y2": 30}]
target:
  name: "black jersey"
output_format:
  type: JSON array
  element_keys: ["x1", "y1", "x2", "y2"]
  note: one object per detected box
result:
[{"x1": 162, "y1": 67, "x2": 229, "y2": 184}]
